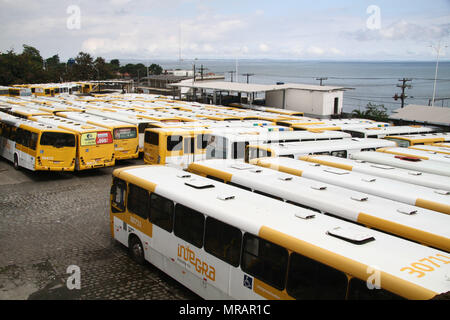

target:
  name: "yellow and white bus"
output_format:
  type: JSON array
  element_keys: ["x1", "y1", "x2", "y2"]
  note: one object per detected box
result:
[
  {"x1": 298, "y1": 154, "x2": 450, "y2": 191},
  {"x1": 292, "y1": 122, "x2": 390, "y2": 132},
  {"x1": 29, "y1": 115, "x2": 115, "y2": 170},
  {"x1": 408, "y1": 144, "x2": 450, "y2": 156},
  {"x1": 82, "y1": 109, "x2": 159, "y2": 153},
  {"x1": 249, "y1": 156, "x2": 450, "y2": 216},
  {"x1": 350, "y1": 151, "x2": 450, "y2": 177},
  {"x1": 384, "y1": 133, "x2": 450, "y2": 147},
  {"x1": 343, "y1": 126, "x2": 439, "y2": 139},
  {"x1": 245, "y1": 138, "x2": 396, "y2": 162},
  {"x1": 376, "y1": 147, "x2": 450, "y2": 165},
  {"x1": 144, "y1": 129, "x2": 352, "y2": 168},
  {"x1": 109, "y1": 165, "x2": 450, "y2": 300},
  {"x1": 188, "y1": 159, "x2": 450, "y2": 251},
  {"x1": 56, "y1": 112, "x2": 140, "y2": 161},
  {"x1": 0, "y1": 111, "x2": 76, "y2": 171}
]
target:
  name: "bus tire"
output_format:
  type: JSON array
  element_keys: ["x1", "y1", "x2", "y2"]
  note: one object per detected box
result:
[
  {"x1": 129, "y1": 235, "x2": 145, "y2": 265},
  {"x1": 13, "y1": 154, "x2": 19, "y2": 170}
]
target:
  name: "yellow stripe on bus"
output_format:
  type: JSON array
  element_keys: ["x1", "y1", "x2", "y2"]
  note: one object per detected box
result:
[
  {"x1": 415, "y1": 198, "x2": 450, "y2": 216},
  {"x1": 377, "y1": 148, "x2": 429, "y2": 160},
  {"x1": 357, "y1": 213, "x2": 450, "y2": 252},
  {"x1": 258, "y1": 226, "x2": 438, "y2": 300},
  {"x1": 187, "y1": 163, "x2": 233, "y2": 182},
  {"x1": 250, "y1": 159, "x2": 304, "y2": 177},
  {"x1": 299, "y1": 156, "x2": 354, "y2": 171}
]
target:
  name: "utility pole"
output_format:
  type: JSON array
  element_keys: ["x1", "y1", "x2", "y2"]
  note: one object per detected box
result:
[
  {"x1": 316, "y1": 77, "x2": 328, "y2": 86},
  {"x1": 393, "y1": 78, "x2": 412, "y2": 108},
  {"x1": 242, "y1": 73, "x2": 254, "y2": 84},
  {"x1": 227, "y1": 71, "x2": 236, "y2": 82},
  {"x1": 198, "y1": 65, "x2": 208, "y2": 80}
]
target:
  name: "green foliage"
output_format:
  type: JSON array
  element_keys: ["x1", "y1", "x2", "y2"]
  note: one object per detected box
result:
[
  {"x1": 0, "y1": 44, "x2": 164, "y2": 85},
  {"x1": 352, "y1": 102, "x2": 389, "y2": 122}
]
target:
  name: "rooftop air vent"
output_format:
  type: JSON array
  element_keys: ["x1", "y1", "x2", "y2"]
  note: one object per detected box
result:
[
  {"x1": 231, "y1": 163, "x2": 254, "y2": 170},
  {"x1": 371, "y1": 164, "x2": 395, "y2": 170},
  {"x1": 397, "y1": 208, "x2": 418, "y2": 215},
  {"x1": 351, "y1": 195, "x2": 369, "y2": 202},
  {"x1": 324, "y1": 168, "x2": 349, "y2": 175},
  {"x1": 217, "y1": 194, "x2": 235, "y2": 201},
  {"x1": 295, "y1": 211, "x2": 315, "y2": 220},
  {"x1": 311, "y1": 185, "x2": 327, "y2": 191},
  {"x1": 185, "y1": 179, "x2": 215, "y2": 189},
  {"x1": 361, "y1": 177, "x2": 376, "y2": 183},
  {"x1": 327, "y1": 226, "x2": 375, "y2": 245},
  {"x1": 408, "y1": 171, "x2": 423, "y2": 176},
  {"x1": 434, "y1": 189, "x2": 450, "y2": 195},
  {"x1": 177, "y1": 173, "x2": 191, "y2": 179}
]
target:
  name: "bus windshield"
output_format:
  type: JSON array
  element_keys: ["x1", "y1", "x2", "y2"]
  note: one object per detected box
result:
[
  {"x1": 40, "y1": 132, "x2": 76, "y2": 148},
  {"x1": 81, "y1": 131, "x2": 113, "y2": 146},
  {"x1": 114, "y1": 127, "x2": 137, "y2": 140}
]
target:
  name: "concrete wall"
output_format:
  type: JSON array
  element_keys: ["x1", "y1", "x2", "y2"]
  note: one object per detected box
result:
[{"x1": 266, "y1": 89, "x2": 344, "y2": 118}]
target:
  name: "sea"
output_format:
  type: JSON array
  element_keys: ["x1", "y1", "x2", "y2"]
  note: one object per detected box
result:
[{"x1": 131, "y1": 59, "x2": 450, "y2": 115}]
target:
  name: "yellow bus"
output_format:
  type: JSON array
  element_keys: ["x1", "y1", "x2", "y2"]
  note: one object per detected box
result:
[
  {"x1": 56, "y1": 112, "x2": 140, "y2": 160},
  {"x1": 0, "y1": 111, "x2": 76, "y2": 171},
  {"x1": 5, "y1": 105, "x2": 52, "y2": 119},
  {"x1": 30, "y1": 115, "x2": 115, "y2": 170}
]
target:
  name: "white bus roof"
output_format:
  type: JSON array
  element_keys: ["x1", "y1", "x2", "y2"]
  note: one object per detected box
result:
[
  {"x1": 249, "y1": 138, "x2": 396, "y2": 155},
  {"x1": 299, "y1": 154, "x2": 450, "y2": 191},
  {"x1": 0, "y1": 111, "x2": 74, "y2": 133},
  {"x1": 56, "y1": 112, "x2": 137, "y2": 129},
  {"x1": 350, "y1": 151, "x2": 450, "y2": 177},
  {"x1": 346, "y1": 126, "x2": 439, "y2": 136},
  {"x1": 30, "y1": 115, "x2": 111, "y2": 133},
  {"x1": 189, "y1": 159, "x2": 450, "y2": 251},
  {"x1": 377, "y1": 147, "x2": 450, "y2": 165},
  {"x1": 113, "y1": 165, "x2": 450, "y2": 299}
]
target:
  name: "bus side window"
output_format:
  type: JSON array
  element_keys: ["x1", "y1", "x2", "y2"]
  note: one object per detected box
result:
[
  {"x1": 280, "y1": 154, "x2": 294, "y2": 159},
  {"x1": 286, "y1": 252, "x2": 348, "y2": 300},
  {"x1": 204, "y1": 217, "x2": 242, "y2": 267},
  {"x1": 361, "y1": 148, "x2": 376, "y2": 152},
  {"x1": 127, "y1": 183, "x2": 149, "y2": 219},
  {"x1": 254, "y1": 190, "x2": 284, "y2": 202},
  {"x1": 145, "y1": 131, "x2": 159, "y2": 146},
  {"x1": 149, "y1": 193, "x2": 174, "y2": 232},
  {"x1": 206, "y1": 175, "x2": 224, "y2": 183},
  {"x1": 228, "y1": 182, "x2": 252, "y2": 192},
  {"x1": 330, "y1": 150, "x2": 347, "y2": 158},
  {"x1": 241, "y1": 233, "x2": 288, "y2": 291},
  {"x1": 30, "y1": 132, "x2": 38, "y2": 150},
  {"x1": 174, "y1": 204, "x2": 205, "y2": 248},
  {"x1": 111, "y1": 178, "x2": 126, "y2": 213},
  {"x1": 347, "y1": 278, "x2": 404, "y2": 300},
  {"x1": 167, "y1": 135, "x2": 183, "y2": 151}
]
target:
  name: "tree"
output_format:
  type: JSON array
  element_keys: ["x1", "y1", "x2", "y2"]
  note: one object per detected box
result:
[
  {"x1": 148, "y1": 63, "x2": 163, "y2": 75},
  {"x1": 71, "y1": 52, "x2": 95, "y2": 80},
  {"x1": 352, "y1": 102, "x2": 389, "y2": 122}
]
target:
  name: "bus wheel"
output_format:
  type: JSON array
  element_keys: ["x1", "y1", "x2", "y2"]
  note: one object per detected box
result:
[
  {"x1": 129, "y1": 236, "x2": 145, "y2": 265},
  {"x1": 13, "y1": 154, "x2": 19, "y2": 170}
]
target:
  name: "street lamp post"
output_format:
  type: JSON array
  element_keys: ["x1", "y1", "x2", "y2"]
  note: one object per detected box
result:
[{"x1": 431, "y1": 40, "x2": 448, "y2": 107}]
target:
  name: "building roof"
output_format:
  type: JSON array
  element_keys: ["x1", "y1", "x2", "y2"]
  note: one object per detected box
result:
[
  {"x1": 169, "y1": 81, "x2": 346, "y2": 94},
  {"x1": 390, "y1": 105, "x2": 450, "y2": 127}
]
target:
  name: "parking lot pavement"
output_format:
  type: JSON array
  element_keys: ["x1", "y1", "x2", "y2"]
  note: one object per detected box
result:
[{"x1": 0, "y1": 158, "x2": 200, "y2": 300}]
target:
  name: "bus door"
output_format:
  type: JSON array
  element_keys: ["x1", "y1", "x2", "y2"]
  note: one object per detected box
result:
[{"x1": 144, "y1": 130, "x2": 160, "y2": 164}]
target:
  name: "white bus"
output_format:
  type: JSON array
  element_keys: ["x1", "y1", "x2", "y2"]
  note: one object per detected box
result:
[
  {"x1": 377, "y1": 147, "x2": 450, "y2": 165},
  {"x1": 350, "y1": 151, "x2": 450, "y2": 177},
  {"x1": 384, "y1": 133, "x2": 450, "y2": 147},
  {"x1": 110, "y1": 165, "x2": 450, "y2": 300},
  {"x1": 298, "y1": 154, "x2": 450, "y2": 191},
  {"x1": 188, "y1": 159, "x2": 450, "y2": 252},
  {"x1": 245, "y1": 138, "x2": 396, "y2": 162},
  {"x1": 343, "y1": 126, "x2": 439, "y2": 139},
  {"x1": 249, "y1": 156, "x2": 450, "y2": 216}
]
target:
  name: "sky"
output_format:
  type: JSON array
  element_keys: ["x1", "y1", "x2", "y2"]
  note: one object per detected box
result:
[{"x1": 0, "y1": 0, "x2": 449, "y2": 61}]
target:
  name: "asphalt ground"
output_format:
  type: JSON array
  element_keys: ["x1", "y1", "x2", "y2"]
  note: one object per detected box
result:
[{"x1": 0, "y1": 157, "x2": 200, "y2": 300}]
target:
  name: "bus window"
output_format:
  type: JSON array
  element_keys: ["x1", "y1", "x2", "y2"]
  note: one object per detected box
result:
[
  {"x1": 149, "y1": 193, "x2": 174, "y2": 232},
  {"x1": 127, "y1": 184, "x2": 149, "y2": 219},
  {"x1": 385, "y1": 138, "x2": 410, "y2": 148},
  {"x1": 174, "y1": 204, "x2": 205, "y2": 248},
  {"x1": 242, "y1": 233, "x2": 288, "y2": 290},
  {"x1": 206, "y1": 136, "x2": 227, "y2": 160},
  {"x1": 184, "y1": 137, "x2": 194, "y2": 154},
  {"x1": 167, "y1": 135, "x2": 183, "y2": 151},
  {"x1": 313, "y1": 151, "x2": 331, "y2": 156},
  {"x1": 145, "y1": 131, "x2": 159, "y2": 146},
  {"x1": 331, "y1": 150, "x2": 347, "y2": 158},
  {"x1": 40, "y1": 132, "x2": 76, "y2": 148},
  {"x1": 286, "y1": 252, "x2": 348, "y2": 299},
  {"x1": 197, "y1": 134, "x2": 211, "y2": 150},
  {"x1": 347, "y1": 278, "x2": 404, "y2": 300},
  {"x1": 254, "y1": 190, "x2": 284, "y2": 201},
  {"x1": 232, "y1": 142, "x2": 248, "y2": 159},
  {"x1": 280, "y1": 154, "x2": 294, "y2": 159},
  {"x1": 111, "y1": 178, "x2": 126, "y2": 213},
  {"x1": 361, "y1": 148, "x2": 376, "y2": 152},
  {"x1": 114, "y1": 127, "x2": 137, "y2": 140},
  {"x1": 206, "y1": 175, "x2": 224, "y2": 183},
  {"x1": 204, "y1": 217, "x2": 242, "y2": 267}
]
